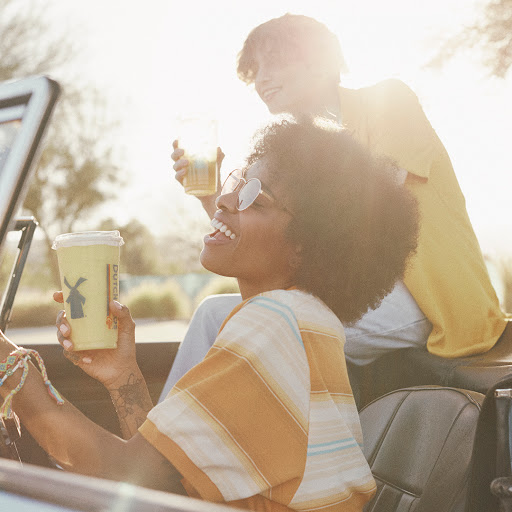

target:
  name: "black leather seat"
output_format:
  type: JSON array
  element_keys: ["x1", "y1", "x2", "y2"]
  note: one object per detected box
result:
[
  {"x1": 359, "y1": 386, "x2": 485, "y2": 512},
  {"x1": 351, "y1": 321, "x2": 512, "y2": 408},
  {"x1": 404, "y1": 321, "x2": 512, "y2": 393}
]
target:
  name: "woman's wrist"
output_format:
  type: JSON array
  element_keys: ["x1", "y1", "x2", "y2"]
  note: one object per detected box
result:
[
  {"x1": 0, "y1": 346, "x2": 64, "y2": 417},
  {"x1": 104, "y1": 365, "x2": 144, "y2": 393},
  {"x1": 0, "y1": 358, "x2": 26, "y2": 395},
  {"x1": 0, "y1": 338, "x2": 24, "y2": 394},
  {"x1": 106, "y1": 366, "x2": 153, "y2": 438}
]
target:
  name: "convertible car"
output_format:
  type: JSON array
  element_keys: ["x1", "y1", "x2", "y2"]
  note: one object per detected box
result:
[{"x1": 0, "y1": 76, "x2": 511, "y2": 512}]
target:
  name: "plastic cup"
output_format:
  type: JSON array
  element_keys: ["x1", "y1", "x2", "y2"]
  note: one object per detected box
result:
[
  {"x1": 179, "y1": 117, "x2": 218, "y2": 196},
  {"x1": 52, "y1": 231, "x2": 124, "y2": 350}
]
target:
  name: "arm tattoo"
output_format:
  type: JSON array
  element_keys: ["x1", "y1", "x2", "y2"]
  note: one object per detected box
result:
[{"x1": 110, "y1": 373, "x2": 152, "y2": 437}]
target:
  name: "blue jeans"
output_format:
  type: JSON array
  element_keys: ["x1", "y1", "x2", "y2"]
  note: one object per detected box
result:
[{"x1": 158, "y1": 283, "x2": 432, "y2": 403}]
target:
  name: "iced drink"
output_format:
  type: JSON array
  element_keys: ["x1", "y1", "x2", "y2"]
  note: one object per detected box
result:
[
  {"x1": 52, "y1": 231, "x2": 124, "y2": 350},
  {"x1": 180, "y1": 117, "x2": 218, "y2": 196},
  {"x1": 183, "y1": 157, "x2": 217, "y2": 196}
]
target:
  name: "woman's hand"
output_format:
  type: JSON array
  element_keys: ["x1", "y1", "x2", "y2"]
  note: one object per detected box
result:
[
  {"x1": 171, "y1": 139, "x2": 224, "y2": 219},
  {"x1": 54, "y1": 292, "x2": 138, "y2": 389},
  {"x1": 171, "y1": 139, "x2": 188, "y2": 187}
]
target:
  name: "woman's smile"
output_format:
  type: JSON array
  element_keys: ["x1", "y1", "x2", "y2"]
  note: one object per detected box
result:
[
  {"x1": 204, "y1": 217, "x2": 237, "y2": 245},
  {"x1": 258, "y1": 85, "x2": 282, "y2": 107},
  {"x1": 200, "y1": 159, "x2": 297, "y2": 298}
]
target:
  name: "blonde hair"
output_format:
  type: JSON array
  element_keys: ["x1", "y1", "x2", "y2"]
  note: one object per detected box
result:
[{"x1": 237, "y1": 14, "x2": 347, "y2": 85}]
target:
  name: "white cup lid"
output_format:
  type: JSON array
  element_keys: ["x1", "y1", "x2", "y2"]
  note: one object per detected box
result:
[{"x1": 52, "y1": 231, "x2": 125, "y2": 249}]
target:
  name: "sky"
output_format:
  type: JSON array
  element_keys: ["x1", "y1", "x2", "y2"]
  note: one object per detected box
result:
[{"x1": 39, "y1": 0, "x2": 512, "y2": 257}]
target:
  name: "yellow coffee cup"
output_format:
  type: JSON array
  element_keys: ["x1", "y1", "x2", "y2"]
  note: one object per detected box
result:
[{"x1": 52, "y1": 231, "x2": 124, "y2": 350}]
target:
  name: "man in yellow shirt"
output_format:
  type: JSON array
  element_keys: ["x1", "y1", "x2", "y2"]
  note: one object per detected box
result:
[
  {"x1": 166, "y1": 14, "x2": 507, "y2": 398},
  {"x1": 337, "y1": 78, "x2": 507, "y2": 358}
]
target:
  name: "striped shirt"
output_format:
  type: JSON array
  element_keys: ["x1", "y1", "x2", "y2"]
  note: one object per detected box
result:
[{"x1": 139, "y1": 289, "x2": 376, "y2": 511}]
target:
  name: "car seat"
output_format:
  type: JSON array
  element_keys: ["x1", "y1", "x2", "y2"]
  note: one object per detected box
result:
[
  {"x1": 359, "y1": 386, "x2": 484, "y2": 512},
  {"x1": 350, "y1": 321, "x2": 512, "y2": 410}
]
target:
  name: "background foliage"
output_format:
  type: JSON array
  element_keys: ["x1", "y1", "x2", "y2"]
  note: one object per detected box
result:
[
  {"x1": 1, "y1": 0, "x2": 122, "y2": 285},
  {"x1": 429, "y1": 0, "x2": 512, "y2": 78},
  {"x1": 0, "y1": 0, "x2": 510, "y2": 329}
]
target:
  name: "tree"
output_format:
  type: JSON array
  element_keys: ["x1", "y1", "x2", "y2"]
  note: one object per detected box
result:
[
  {"x1": 98, "y1": 217, "x2": 209, "y2": 276},
  {"x1": 0, "y1": 0, "x2": 122, "y2": 285},
  {"x1": 23, "y1": 90, "x2": 122, "y2": 285},
  {"x1": 98, "y1": 219, "x2": 161, "y2": 276},
  {"x1": 429, "y1": 0, "x2": 512, "y2": 78}
]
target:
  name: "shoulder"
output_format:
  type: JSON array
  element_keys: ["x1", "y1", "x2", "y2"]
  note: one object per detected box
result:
[
  {"x1": 224, "y1": 289, "x2": 306, "y2": 337},
  {"x1": 219, "y1": 290, "x2": 344, "y2": 346},
  {"x1": 247, "y1": 289, "x2": 344, "y2": 338},
  {"x1": 353, "y1": 79, "x2": 422, "y2": 113},
  {"x1": 248, "y1": 289, "x2": 325, "y2": 317},
  {"x1": 213, "y1": 291, "x2": 313, "y2": 370},
  {"x1": 362, "y1": 78, "x2": 417, "y2": 98}
]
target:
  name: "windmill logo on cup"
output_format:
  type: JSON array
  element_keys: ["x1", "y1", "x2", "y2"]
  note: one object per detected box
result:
[{"x1": 64, "y1": 277, "x2": 87, "y2": 319}]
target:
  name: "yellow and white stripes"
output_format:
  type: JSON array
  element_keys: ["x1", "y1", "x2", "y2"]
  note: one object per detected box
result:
[{"x1": 140, "y1": 289, "x2": 376, "y2": 511}]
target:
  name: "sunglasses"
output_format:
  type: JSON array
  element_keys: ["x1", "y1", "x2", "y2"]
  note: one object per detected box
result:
[{"x1": 221, "y1": 168, "x2": 292, "y2": 215}]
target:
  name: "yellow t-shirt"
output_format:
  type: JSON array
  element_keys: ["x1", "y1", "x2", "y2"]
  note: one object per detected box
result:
[
  {"x1": 140, "y1": 289, "x2": 376, "y2": 511},
  {"x1": 339, "y1": 80, "x2": 507, "y2": 357}
]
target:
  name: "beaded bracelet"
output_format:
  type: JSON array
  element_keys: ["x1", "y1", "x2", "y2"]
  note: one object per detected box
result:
[
  {"x1": 0, "y1": 347, "x2": 65, "y2": 419},
  {"x1": 0, "y1": 355, "x2": 30, "y2": 386},
  {"x1": 0, "y1": 351, "x2": 24, "y2": 376}
]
